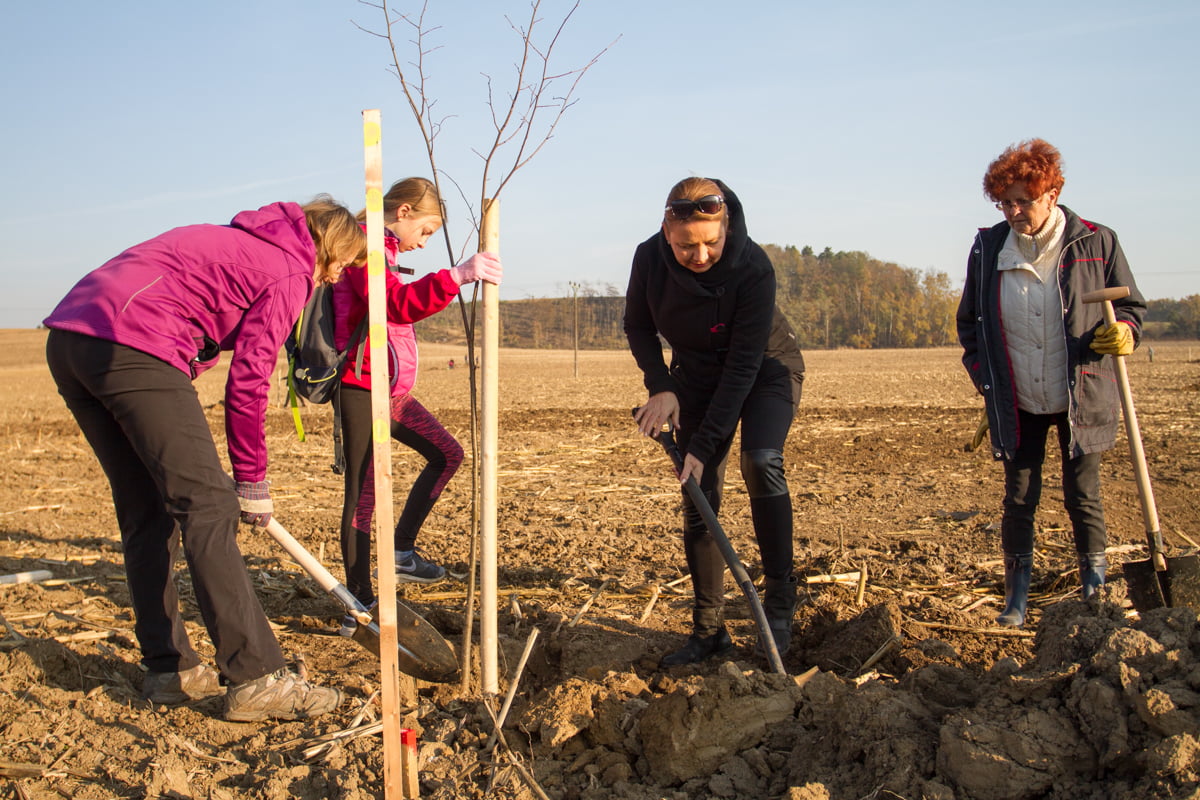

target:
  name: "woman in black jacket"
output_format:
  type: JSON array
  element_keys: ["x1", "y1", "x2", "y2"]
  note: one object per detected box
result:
[
  {"x1": 957, "y1": 139, "x2": 1146, "y2": 628},
  {"x1": 626, "y1": 177, "x2": 805, "y2": 666}
]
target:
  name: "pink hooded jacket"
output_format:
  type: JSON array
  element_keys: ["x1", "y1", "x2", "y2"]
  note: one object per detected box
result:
[
  {"x1": 43, "y1": 202, "x2": 317, "y2": 483},
  {"x1": 332, "y1": 228, "x2": 459, "y2": 397}
]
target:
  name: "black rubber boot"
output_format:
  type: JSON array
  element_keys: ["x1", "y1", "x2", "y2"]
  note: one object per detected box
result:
[
  {"x1": 761, "y1": 574, "x2": 799, "y2": 654},
  {"x1": 996, "y1": 552, "x2": 1033, "y2": 627},
  {"x1": 1077, "y1": 551, "x2": 1107, "y2": 600},
  {"x1": 660, "y1": 608, "x2": 734, "y2": 668}
]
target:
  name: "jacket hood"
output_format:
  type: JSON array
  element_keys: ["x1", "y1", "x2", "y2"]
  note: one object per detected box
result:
[
  {"x1": 230, "y1": 202, "x2": 316, "y2": 269},
  {"x1": 656, "y1": 178, "x2": 751, "y2": 296}
]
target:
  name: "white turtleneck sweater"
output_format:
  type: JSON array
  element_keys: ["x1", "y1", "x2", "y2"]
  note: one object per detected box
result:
[{"x1": 998, "y1": 206, "x2": 1069, "y2": 415}]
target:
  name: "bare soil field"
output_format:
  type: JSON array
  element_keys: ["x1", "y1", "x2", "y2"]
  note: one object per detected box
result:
[{"x1": 1, "y1": 328, "x2": 1199, "y2": 800}]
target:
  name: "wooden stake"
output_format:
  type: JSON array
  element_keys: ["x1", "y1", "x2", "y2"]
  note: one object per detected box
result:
[
  {"x1": 486, "y1": 627, "x2": 540, "y2": 752},
  {"x1": 480, "y1": 198, "x2": 500, "y2": 696},
  {"x1": 362, "y1": 108, "x2": 412, "y2": 800}
]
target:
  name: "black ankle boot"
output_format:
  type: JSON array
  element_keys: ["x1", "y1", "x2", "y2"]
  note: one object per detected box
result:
[
  {"x1": 761, "y1": 574, "x2": 799, "y2": 654},
  {"x1": 660, "y1": 627, "x2": 734, "y2": 668}
]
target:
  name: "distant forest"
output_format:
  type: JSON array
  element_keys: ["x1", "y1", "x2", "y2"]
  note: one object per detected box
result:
[{"x1": 415, "y1": 244, "x2": 1200, "y2": 349}]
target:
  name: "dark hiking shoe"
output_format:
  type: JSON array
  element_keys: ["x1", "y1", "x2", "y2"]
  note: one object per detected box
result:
[
  {"x1": 223, "y1": 669, "x2": 341, "y2": 722},
  {"x1": 659, "y1": 628, "x2": 735, "y2": 668},
  {"x1": 395, "y1": 548, "x2": 447, "y2": 584},
  {"x1": 143, "y1": 664, "x2": 223, "y2": 705}
]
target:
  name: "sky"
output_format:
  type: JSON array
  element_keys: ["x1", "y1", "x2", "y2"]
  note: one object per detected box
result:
[{"x1": 3, "y1": 0, "x2": 1198, "y2": 329}]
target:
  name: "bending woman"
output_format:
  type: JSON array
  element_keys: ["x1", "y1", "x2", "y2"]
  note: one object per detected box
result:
[
  {"x1": 625, "y1": 177, "x2": 805, "y2": 666},
  {"x1": 44, "y1": 197, "x2": 364, "y2": 722}
]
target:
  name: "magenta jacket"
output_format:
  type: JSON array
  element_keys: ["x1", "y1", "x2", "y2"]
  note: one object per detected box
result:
[
  {"x1": 43, "y1": 202, "x2": 317, "y2": 483},
  {"x1": 333, "y1": 227, "x2": 460, "y2": 398}
]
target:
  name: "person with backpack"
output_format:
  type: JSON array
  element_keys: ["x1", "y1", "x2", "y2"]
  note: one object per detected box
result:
[
  {"x1": 43, "y1": 196, "x2": 364, "y2": 721},
  {"x1": 333, "y1": 177, "x2": 502, "y2": 636},
  {"x1": 625, "y1": 177, "x2": 806, "y2": 667}
]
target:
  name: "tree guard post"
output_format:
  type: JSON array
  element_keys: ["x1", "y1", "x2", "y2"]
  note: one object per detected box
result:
[
  {"x1": 362, "y1": 108, "x2": 414, "y2": 799},
  {"x1": 479, "y1": 198, "x2": 500, "y2": 695}
]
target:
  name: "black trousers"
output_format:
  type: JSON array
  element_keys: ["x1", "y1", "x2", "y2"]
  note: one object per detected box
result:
[
  {"x1": 337, "y1": 384, "x2": 463, "y2": 606},
  {"x1": 1001, "y1": 408, "x2": 1107, "y2": 555},
  {"x1": 46, "y1": 330, "x2": 284, "y2": 684},
  {"x1": 676, "y1": 365, "x2": 797, "y2": 615}
]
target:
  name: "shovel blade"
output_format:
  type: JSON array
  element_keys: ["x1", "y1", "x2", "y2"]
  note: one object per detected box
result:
[
  {"x1": 1123, "y1": 554, "x2": 1200, "y2": 613},
  {"x1": 349, "y1": 600, "x2": 460, "y2": 683}
]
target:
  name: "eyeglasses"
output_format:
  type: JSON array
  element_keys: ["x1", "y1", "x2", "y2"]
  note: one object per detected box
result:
[
  {"x1": 994, "y1": 198, "x2": 1038, "y2": 211},
  {"x1": 665, "y1": 195, "x2": 725, "y2": 220}
]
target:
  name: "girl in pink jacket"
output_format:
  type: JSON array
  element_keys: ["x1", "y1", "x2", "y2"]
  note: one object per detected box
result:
[{"x1": 332, "y1": 177, "x2": 501, "y2": 634}]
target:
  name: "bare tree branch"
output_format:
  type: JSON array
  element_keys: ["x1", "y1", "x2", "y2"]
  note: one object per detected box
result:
[{"x1": 353, "y1": 0, "x2": 614, "y2": 697}]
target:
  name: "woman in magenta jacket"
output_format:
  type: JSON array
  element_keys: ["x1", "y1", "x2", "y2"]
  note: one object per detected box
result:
[
  {"x1": 44, "y1": 197, "x2": 364, "y2": 722},
  {"x1": 332, "y1": 177, "x2": 501, "y2": 634}
]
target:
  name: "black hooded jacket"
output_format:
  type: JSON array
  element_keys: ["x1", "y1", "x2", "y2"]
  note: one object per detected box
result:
[{"x1": 623, "y1": 180, "x2": 802, "y2": 465}]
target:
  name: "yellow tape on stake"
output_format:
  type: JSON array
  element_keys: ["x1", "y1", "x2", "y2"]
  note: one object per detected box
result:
[
  {"x1": 361, "y1": 108, "x2": 411, "y2": 799},
  {"x1": 363, "y1": 121, "x2": 381, "y2": 147},
  {"x1": 366, "y1": 187, "x2": 384, "y2": 214}
]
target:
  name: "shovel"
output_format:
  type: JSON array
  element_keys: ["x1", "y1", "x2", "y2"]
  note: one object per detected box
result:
[
  {"x1": 264, "y1": 518, "x2": 460, "y2": 682},
  {"x1": 633, "y1": 410, "x2": 786, "y2": 674},
  {"x1": 1082, "y1": 287, "x2": 1200, "y2": 612}
]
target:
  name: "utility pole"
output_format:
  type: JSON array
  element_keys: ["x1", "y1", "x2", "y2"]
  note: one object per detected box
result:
[{"x1": 569, "y1": 281, "x2": 581, "y2": 379}]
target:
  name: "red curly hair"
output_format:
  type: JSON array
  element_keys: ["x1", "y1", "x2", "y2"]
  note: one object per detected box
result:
[{"x1": 982, "y1": 138, "x2": 1065, "y2": 201}]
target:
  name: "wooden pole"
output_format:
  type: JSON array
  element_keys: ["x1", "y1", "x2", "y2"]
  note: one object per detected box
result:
[
  {"x1": 479, "y1": 198, "x2": 500, "y2": 695},
  {"x1": 569, "y1": 281, "x2": 580, "y2": 379},
  {"x1": 362, "y1": 109, "x2": 412, "y2": 799}
]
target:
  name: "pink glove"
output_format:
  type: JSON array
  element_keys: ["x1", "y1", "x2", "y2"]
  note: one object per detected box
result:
[{"x1": 449, "y1": 252, "x2": 503, "y2": 286}]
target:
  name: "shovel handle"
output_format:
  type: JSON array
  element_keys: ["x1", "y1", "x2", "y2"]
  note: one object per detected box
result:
[
  {"x1": 632, "y1": 409, "x2": 787, "y2": 675},
  {"x1": 264, "y1": 518, "x2": 371, "y2": 618},
  {"x1": 1081, "y1": 288, "x2": 1167, "y2": 571}
]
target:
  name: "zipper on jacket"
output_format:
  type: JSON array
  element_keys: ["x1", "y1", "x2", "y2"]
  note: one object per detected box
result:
[
  {"x1": 976, "y1": 229, "x2": 1014, "y2": 456},
  {"x1": 1057, "y1": 223, "x2": 1096, "y2": 455}
]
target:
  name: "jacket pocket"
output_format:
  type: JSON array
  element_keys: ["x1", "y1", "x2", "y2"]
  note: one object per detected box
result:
[
  {"x1": 1074, "y1": 366, "x2": 1118, "y2": 429},
  {"x1": 190, "y1": 336, "x2": 220, "y2": 379}
]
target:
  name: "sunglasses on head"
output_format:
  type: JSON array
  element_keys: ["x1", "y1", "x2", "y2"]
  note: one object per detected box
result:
[{"x1": 665, "y1": 195, "x2": 725, "y2": 220}]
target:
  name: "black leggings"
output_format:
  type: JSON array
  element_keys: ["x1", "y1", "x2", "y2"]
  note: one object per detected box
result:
[
  {"x1": 677, "y1": 373, "x2": 796, "y2": 613},
  {"x1": 45, "y1": 330, "x2": 284, "y2": 683},
  {"x1": 338, "y1": 384, "x2": 463, "y2": 605}
]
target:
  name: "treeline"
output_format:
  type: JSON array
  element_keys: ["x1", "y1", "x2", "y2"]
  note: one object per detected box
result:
[
  {"x1": 413, "y1": 246, "x2": 1195, "y2": 349},
  {"x1": 765, "y1": 245, "x2": 958, "y2": 349},
  {"x1": 1145, "y1": 296, "x2": 1200, "y2": 339},
  {"x1": 415, "y1": 283, "x2": 628, "y2": 349}
]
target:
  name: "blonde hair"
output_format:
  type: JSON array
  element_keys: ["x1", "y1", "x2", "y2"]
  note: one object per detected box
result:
[
  {"x1": 303, "y1": 195, "x2": 367, "y2": 282},
  {"x1": 663, "y1": 177, "x2": 727, "y2": 226},
  {"x1": 355, "y1": 177, "x2": 444, "y2": 223}
]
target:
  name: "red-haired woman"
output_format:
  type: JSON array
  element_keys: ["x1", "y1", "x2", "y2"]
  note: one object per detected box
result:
[{"x1": 957, "y1": 139, "x2": 1146, "y2": 628}]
